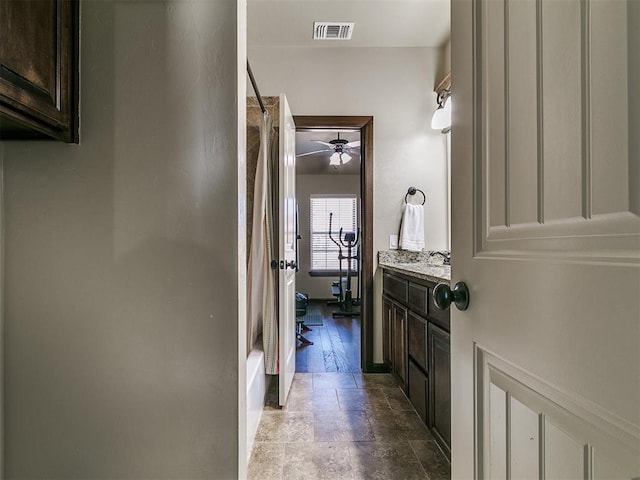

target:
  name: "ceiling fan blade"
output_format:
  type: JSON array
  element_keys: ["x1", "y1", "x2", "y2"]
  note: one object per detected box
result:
[
  {"x1": 345, "y1": 140, "x2": 360, "y2": 148},
  {"x1": 344, "y1": 148, "x2": 361, "y2": 157},
  {"x1": 296, "y1": 149, "x2": 332, "y2": 158},
  {"x1": 310, "y1": 140, "x2": 335, "y2": 147}
]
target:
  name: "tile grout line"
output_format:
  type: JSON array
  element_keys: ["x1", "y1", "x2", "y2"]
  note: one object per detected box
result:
[{"x1": 408, "y1": 440, "x2": 433, "y2": 480}]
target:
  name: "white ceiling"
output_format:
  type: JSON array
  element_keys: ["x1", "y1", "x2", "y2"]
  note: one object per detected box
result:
[
  {"x1": 296, "y1": 131, "x2": 360, "y2": 175},
  {"x1": 248, "y1": 0, "x2": 450, "y2": 48}
]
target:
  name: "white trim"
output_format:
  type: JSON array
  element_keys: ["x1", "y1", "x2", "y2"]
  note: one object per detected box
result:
[
  {"x1": 0, "y1": 144, "x2": 4, "y2": 479},
  {"x1": 445, "y1": 132, "x2": 451, "y2": 251},
  {"x1": 237, "y1": 0, "x2": 248, "y2": 476}
]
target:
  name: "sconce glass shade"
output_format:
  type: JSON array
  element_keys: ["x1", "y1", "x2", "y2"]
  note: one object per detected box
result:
[{"x1": 431, "y1": 95, "x2": 452, "y2": 130}]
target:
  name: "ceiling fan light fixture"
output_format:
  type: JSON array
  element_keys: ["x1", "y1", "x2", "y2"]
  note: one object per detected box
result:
[
  {"x1": 341, "y1": 152, "x2": 352, "y2": 164},
  {"x1": 329, "y1": 152, "x2": 341, "y2": 166}
]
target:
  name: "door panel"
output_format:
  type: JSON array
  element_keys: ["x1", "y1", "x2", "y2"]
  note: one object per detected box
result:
[
  {"x1": 451, "y1": 0, "x2": 639, "y2": 477},
  {"x1": 475, "y1": 0, "x2": 638, "y2": 253},
  {"x1": 278, "y1": 94, "x2": 296, "y2": 406},
  {"x1": 478, "y1": 350, "x2": 639, "y2": 478}
]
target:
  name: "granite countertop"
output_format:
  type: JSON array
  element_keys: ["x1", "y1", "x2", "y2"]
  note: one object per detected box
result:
[{"x1": 378, "y1": 250, "x2": 451, "y2": 285}]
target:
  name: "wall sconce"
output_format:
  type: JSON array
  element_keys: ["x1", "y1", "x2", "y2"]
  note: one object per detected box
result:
[
  {"x1": 431, "y1": 72, "x2": 451, "y2": 133},
  {"x1": 431, "y1": 87, "x2": 451, "y2": 132}
]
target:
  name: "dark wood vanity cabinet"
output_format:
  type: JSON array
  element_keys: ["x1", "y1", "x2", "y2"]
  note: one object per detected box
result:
[
  {"x1": 382, "y1": 295, "x2": 407, "y2": 384},
  {"x1": 429, "y1": 322, "x2": 451, "y2": 459},
  {"x1": 0, "y1": 0, "x2": 79, "y2": 142},
  {"x1": 392, "y1": 303, "x2": 407, "y2": 384},
  {"x1": 382, "y1": 270, "x2": 451, "y2": 460},
  {"x1": 382, "y1": 297, "x2": 393, "y2": 367}
]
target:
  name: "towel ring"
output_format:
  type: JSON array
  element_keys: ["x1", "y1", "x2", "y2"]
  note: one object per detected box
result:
[{"x1": 405, "y1": 187, "x2": 426, "y2": 205}]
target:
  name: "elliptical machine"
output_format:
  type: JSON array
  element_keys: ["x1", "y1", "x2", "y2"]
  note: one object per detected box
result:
[{"x1": 328, "y1": 212, "x2": 360, "y2": 318}]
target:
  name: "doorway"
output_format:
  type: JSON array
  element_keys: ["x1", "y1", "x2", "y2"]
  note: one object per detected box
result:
[{"x1": 294, "y1": 116, "x2": 375, "y2": 372}]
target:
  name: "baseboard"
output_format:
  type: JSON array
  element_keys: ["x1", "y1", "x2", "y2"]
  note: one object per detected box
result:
[
  {"x1": 363, "y1": 362, "x2": 389, "y2": 374},
  {"x1": 309, "y1": 297, "x2": 339, "y2": 302}
]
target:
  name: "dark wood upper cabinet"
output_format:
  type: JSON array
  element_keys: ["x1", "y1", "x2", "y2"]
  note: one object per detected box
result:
[{"x1": 0, "y1": 0, "x2": 79, "y2": 142}]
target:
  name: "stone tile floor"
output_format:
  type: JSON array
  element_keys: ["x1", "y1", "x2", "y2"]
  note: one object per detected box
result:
[{"x1": 248, "y1": 372, "x2": 451, "y2": 480}]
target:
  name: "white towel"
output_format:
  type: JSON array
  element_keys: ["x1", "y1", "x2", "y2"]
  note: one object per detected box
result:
[{"x1": 399, "y1": 203, "x2": 425, "y2": 252}]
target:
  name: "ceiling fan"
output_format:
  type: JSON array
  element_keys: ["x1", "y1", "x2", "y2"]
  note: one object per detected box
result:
[{"x1": 297, "y1": 133, "x2": 360, "y2": 166}]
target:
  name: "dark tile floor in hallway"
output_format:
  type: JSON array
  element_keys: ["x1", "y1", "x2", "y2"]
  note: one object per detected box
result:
[
  {"x1": 248, "y1": 372, "x2": 451, "y2": 480},
  {"x1": 249, "y1": 300, "x2": 450, "y2": 478}
]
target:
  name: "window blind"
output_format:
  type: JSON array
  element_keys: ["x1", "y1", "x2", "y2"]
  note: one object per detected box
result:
[{"x1": 310, "y1": 195, "x2": 358, "y2": 271}]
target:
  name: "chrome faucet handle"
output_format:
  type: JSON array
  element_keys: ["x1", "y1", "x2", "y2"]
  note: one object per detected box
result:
[{"x1": 427, "y1": 250, "x2": 451, "y2": 265}]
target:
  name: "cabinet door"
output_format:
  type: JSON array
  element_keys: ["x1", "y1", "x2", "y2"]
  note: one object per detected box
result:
[
  {"x1": 382, "y1": 296, "x2": 393, "y2": 368},
  {"x1": 408, "y1": 360, "x2": 428, "y2": 424},
  {"x1": 0, "y1": 0, "x2": 78, "y2": 142},
  {"x1": 407, "y1": 311, "x2": 428, "y2": 372},
  {"x1": 429, "y1": 323, "x2": 451, "y2": 460},
  {"x1": 392, "y1": 303, "x2": 407, "y2": 386}
]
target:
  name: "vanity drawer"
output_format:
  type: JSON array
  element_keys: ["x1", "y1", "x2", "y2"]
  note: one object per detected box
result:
[
  {"x1": 408, "y1": 311, "x2": 428, "y2": 372},
  {"x1": 383, "y1": 272, "x2": 408, "y2": 303},
  {"x1": 408, "y1": 359, "x2": 428, "y2": 424},
  {"x1": 427, "y1": 286, "x2": 450, "y2": 331},
  {"x1": 408, "y1": 282, "x2": 428, "y2": 316}
]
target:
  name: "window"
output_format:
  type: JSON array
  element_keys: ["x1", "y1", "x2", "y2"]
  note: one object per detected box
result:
[{"x1": 310, "y1": 195, "x2": 358, "y2": 273}]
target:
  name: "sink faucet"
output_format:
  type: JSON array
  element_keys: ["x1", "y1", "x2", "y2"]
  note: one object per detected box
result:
[{"x1": 428, "y1": 251, "x2": 451, "y2": 266}]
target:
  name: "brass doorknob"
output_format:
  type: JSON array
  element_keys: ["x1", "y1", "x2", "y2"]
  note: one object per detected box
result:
[{"x1": 433, "y1": 282, "x2": 470, "y2": 311}]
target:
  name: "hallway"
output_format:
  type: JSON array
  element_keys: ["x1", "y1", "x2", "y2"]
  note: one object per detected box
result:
[{"x1": 247, "y1": 372, "x2": 451, "y2": 479}]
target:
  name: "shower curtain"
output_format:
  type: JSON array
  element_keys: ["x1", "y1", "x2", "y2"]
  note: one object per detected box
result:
[{"x1": 247, "y1": 111, "x2": 279, "y2": 374}]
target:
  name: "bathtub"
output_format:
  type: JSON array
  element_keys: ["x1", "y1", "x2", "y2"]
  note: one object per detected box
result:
[{"x1": 246, "y1": 336, "x2": 269, "y2": 458}]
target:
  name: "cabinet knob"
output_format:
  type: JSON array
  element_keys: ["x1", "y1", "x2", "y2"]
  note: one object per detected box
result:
[{"x1": 433, "y1": 282, "x2": 470, "y2": 311}]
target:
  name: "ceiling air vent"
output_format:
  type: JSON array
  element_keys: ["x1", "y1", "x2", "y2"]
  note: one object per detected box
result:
[{"x1": 313, "y1": 22, "x2": 355, "y2": 40}]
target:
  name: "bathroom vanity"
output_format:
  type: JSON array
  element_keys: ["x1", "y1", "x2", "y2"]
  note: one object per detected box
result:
[{"x1": 379, "y1": 251, "x2": 451, "y2": 461}]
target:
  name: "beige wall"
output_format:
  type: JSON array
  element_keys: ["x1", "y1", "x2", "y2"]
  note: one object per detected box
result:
[
  {"x1": 1, "y1": 1, "x2": 241, "y2": 477},
  {"x1": 630, "y1": 0, "x2": 640, "y2": 214},
  {"x1": 248, "y1": 46, "x2": 449, "y2": 362},
  {"x1": 296, "y1": 174, "x2": 360, "y2": 299}
]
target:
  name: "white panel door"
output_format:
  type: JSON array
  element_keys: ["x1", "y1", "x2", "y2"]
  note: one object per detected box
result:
[
  {"x1": 451, "y1": 0, "x2": 639, "y2": 477},
  {"x1": 279, "y1": 94, "x2": 296, "y2": 406}
]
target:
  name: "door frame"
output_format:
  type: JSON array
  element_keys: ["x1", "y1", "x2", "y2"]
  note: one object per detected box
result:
[{"x1": 293, "y1": 115, "x2": 376, "y2": 372}]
